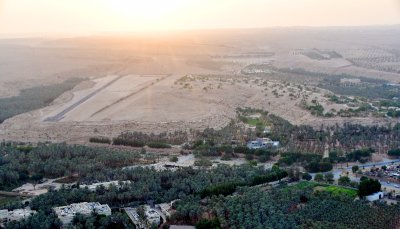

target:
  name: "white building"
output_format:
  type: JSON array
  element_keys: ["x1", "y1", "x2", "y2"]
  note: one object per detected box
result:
[
  {"x1": 365, "y1": 192, "x2": 384, "y2": 202},
  {"x1": 53, "y1": 202, "x2": 111, "y2": 225},
  {"x1": 125, "y1": 205, "x2": 162, "y2": 229},
  {"x1": 145, "y1": 208, "x2": 161, "y2": 226},
  {"x1": 157, "y1": 203, "x2": 172, "y2": 218},
  {"x1": 247, "y1": 138, "x2": 279, "y2": 149}
]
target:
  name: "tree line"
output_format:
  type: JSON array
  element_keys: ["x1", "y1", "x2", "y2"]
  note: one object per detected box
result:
[
  {"x1": 173, "y1": 182, "x2": 400, "y2": 229},
  {"x1": 0, "y1": 143, "x2": 141, "y2": 190}
]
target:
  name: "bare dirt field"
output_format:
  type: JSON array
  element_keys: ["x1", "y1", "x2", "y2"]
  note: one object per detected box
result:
[
  {"x1": 0, "y1": 73, "x2": 394, "y2": 143},
  {"x1": 0, "y1": 27, "x2": 400, "y2": 143}
]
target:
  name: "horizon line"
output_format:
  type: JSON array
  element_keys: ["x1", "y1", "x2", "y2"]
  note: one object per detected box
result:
[{"x1": 1, "y1": 23, "x2": 399, "y2": 40}]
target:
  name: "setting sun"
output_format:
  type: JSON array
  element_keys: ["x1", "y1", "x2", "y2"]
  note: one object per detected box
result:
[
  {"x1": 105, "y1": 0, "x2": 188, "y2": 21},
  {"x1": 0, "y1": 0, "x2": 399, "y2": 36}
]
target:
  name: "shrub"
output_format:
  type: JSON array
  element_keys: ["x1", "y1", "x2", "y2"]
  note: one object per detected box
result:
[
  {"x1": 194, "y1": 158, "x2": 213, "y2": 167},
  {"x1": 258, "y1": 155, "x2": 269, "y2": 163},
  {"x1": 250, "y1": 169, "x2": 288, "y2": 186},
  {"x1": 314, "y1": 173, "x2": 324, "y2": 182},
  {"x1": 324, "y1": 173, "x2": 334, "y2": 183},
  {"x1": 234, "y1": 146, "x2": 248, "y2": 154},
  {"x1": 89, "y1": 137, "x2": 111, "y2": 144},
  {"x1": 302, "y1": 173, "x2": 312, "y2": 181},
  {"x1": 200, "y1": 181, "x2": 244, "y2": 198},
  {"x1": 358, "y1": 178, "x2": 381, "y2": 197},
  {"x1": 352, "y1": 165, "x2": 359, "y2": 173},
  {"x1": 338, "y1": 176, "x2": 351, "y2": 186},
  {"x1": 388, "y1": 149, "x2": 400, "y2": 157},
  {"x1": 306, "y1": 162, "x2": 333, "y2": 173},
  {"x1": 196, "y1": 218, "x2": 221, "y2": 229},
  {"x1": 346, "y1": 148, "x2": 374, "y2": 161},
  {"x1": 245, "y1": 154, "x2": 254, "y2": 161},
  {"x1": 221, "y1": 154, "x2": 232, "y2": 161},
  {"x1": 147, "y1": 142, "x2": 172, "y2": 149},
  {"x1": 248, "y1": 160, "x2": 258, "y2": 166},
  {"x1": 113, "y1": 138, "x2": 145, "y2": 147},
  {"x1": 169, "y1": 156, "x2": 179, "y2": 163}
]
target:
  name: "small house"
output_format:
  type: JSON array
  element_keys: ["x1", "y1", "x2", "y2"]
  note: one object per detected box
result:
[{"x1": 365, "y1": 192, "x2": 384, "y2": 202}]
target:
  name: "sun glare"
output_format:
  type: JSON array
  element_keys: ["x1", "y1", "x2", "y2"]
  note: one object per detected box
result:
[{"x1": 106, "y1": 0, "x2": 188, "y2": 23}]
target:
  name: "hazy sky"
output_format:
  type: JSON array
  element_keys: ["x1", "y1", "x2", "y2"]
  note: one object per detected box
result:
[{"x1": 0, "y1": 0, "x2": 399, "y2": 37}]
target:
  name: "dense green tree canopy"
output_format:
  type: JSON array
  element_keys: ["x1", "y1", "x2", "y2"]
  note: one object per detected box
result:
[{"x1": 358, "y1": 177, "x2": 381, "y2": 197}]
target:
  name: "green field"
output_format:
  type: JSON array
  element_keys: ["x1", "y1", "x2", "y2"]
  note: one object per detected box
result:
[
  {"x1": 293, "y1": 181, "x2": 319, "y2": 190},
  {"x1": 280, "y1": 181, "x2": 319, "y2": 194},
  {"x1": 246, "y1": 118, "x2": 263, "y2": 126},
  {"x1": 240, "y1": 117, "x2": 267, "y2": 130},
  {"x1": 315, "y1": 185, "x2": 358, "y2": 198},
  {"x1": 289, "y1": 181, "x2": 358, "y2": 198}
]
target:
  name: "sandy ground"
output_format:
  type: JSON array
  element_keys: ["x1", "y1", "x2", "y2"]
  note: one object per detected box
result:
[
  {"x1": 12, "y1": 178, "x2": 65, "y2": 196},
  {"x1": 125, "y1": 154, "x2": 275, "y2": 171},
  {"x1": 0, "y1": 73, "x2": 395, "y2": 143},
  {"x1": 0, "y1": 28, "x2": 400, "y2": 143},
  {"x1": 274, "y1": 52, "x2": 400, "y2": 83}
]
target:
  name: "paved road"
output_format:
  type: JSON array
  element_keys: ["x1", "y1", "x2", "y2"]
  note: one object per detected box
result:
[
  {"x1": 90, "y1": 74, "x2": 172, "y2": 118},
  {"x1": 44, "y1": 75, "x2": 123, "y2": 122},
  {"x1": 338, "y1": 159, "x2": 400, "y2": 189},
  {"x1": 339, "y1": 159, "x2": 400, "y2": 170},
  {"x1": 311, "y1": 159, "x2": 400, "y2": 189}
]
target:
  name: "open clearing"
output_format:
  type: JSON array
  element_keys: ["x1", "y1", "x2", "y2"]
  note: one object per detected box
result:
[
  {"x1": 0, "y1": 27, "x2": 400, "y2": 143},
  {"x1": 0, "y1": 73, "x2": 394, "y2": 143}
]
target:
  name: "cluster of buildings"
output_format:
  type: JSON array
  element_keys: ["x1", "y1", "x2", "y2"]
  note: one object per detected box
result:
[
  {"x1": 247, "y1": 138, "x2": 279, "y2": 149},
  {"x1": 0, "y1": 208, "x2": 36, "y2": 225},
  {"x1": 125, "y1": 205, "x2": 162, "y2": 229},
  {"x1": 0, "y1": 200, "x2": 189, "y2": 228},
  {"x1": 53, "y1": 202, "x2": 111, "y2": 225},
  {"x1": 124, "y1": 201, "x2": 180, "y2": 229},
  {"x1": 339, "y1": 78, "x2": 372, "y2": 87}
]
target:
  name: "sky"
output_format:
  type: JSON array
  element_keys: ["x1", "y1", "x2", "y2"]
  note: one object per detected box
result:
[{"x1": 0, "y1": 0, "x2": 399, "y2": 37}]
